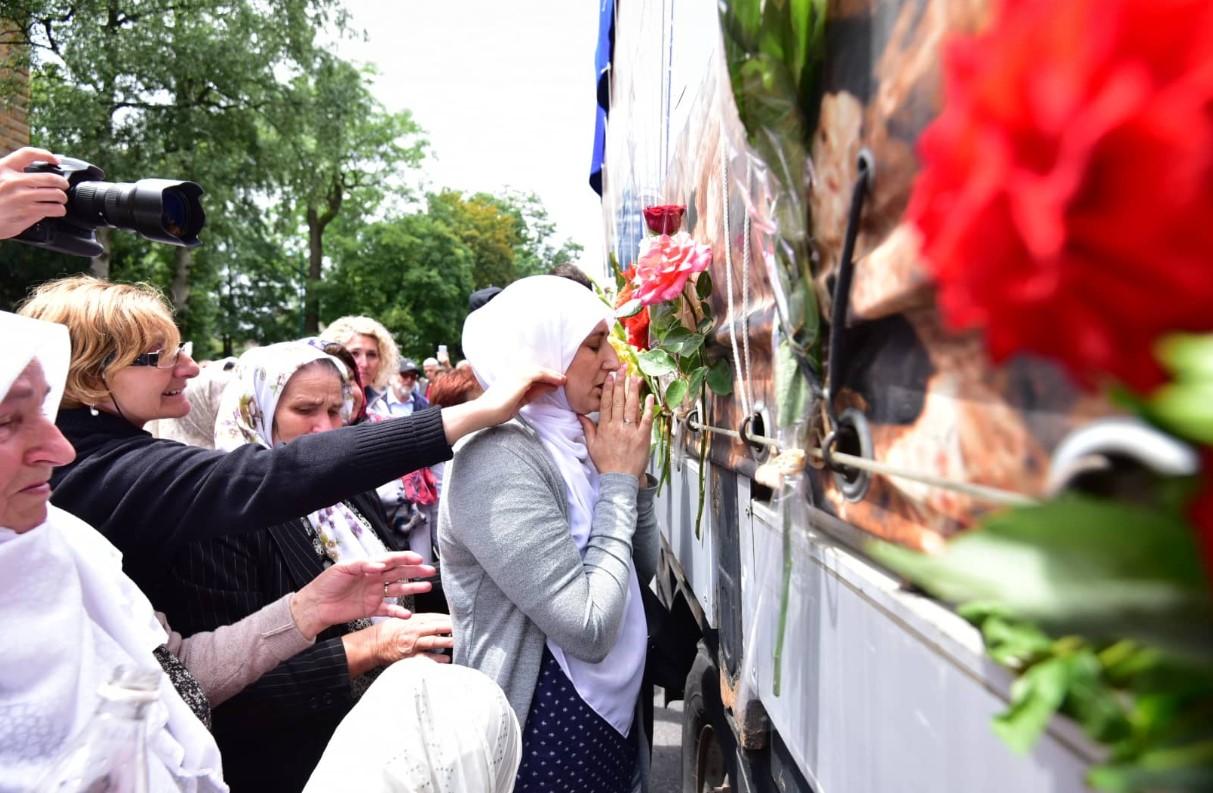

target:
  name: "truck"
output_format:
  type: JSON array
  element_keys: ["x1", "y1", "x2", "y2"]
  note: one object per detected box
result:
[{"x1": 591, "y1": 1, "x2": 1150, "y2": 791}]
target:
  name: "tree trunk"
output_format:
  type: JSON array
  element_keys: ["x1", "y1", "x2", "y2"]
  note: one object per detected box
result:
[
  {"x1": 171, "y1": 246, "x2": 192, "y2": 312},
  {"x1": 304, "y1": 208, "x2": 323, "y2": 334},
  {"x1": 303, "y1": 178, "x2": 344, "y2": 334},
  {"x1": 89, "y1": 227, "x2": 112, "y2": 278}
]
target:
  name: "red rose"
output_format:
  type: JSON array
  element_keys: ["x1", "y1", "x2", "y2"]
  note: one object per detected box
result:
[
  {"x1": 907, "y1": 0, "x2": 1213, "y2": 393},
  {"x1": 616, "y1": 267, "x2": 651, "y2": 350},
  {"x1": 632, "y1": 232, "x2": 712, "y2": 306},
  {"x1": 643, "y1": 204, "x2": 686, "y2": 235}
]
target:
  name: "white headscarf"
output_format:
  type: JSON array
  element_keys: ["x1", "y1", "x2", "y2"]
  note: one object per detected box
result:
[
  {"x1": 304, "y1": 659, "x2": 521, "y2": 793},
  {"x1": 462, "y1": 275, "x2": 648, "y2": 736},
  {"x1": 214, "y1": 342, "x2": 395, "y2": 604},
  {"x1": 0, "y1": 312, "x2": 227, "y2": 793}
]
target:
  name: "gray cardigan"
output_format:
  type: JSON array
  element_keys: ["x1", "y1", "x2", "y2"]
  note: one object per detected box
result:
[{"x1": 438, "y1": 421, "x2": 659, "y2": 728}]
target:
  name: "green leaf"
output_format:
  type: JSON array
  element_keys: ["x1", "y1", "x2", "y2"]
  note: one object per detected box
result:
[
  {"x1": 698, "y1": 317, "x2": 715, "y2": 335},
  {"x1": 992, "y1": 656, "x2": 1072, "y2": 753},
  {"x1": 868, "y1": 496, "x2": 1213, "y2": 660},
  {"x1": 669, "y1": 332, "x2": 706, "y2": 358},
  {"x1": 615, "y1": 298, "x2": 644, "y2": 319},
  {"x1": 637, "y1": 349, "x2": 677, "y2": 378},
  {"x1": 1157, "y1": 334, "x2": 1213, "y2": 380},
  {"x1": 665, "y1": 378, "x2": 689, "y2": 409},
  {"x1": 688, "y1": 365, "x2": 708, "y2": 399},
  {"x1": 706, "y1": 357, "x2": 734, "y2": 396},
  {"x1": 696, "y1": 272, "x2": 713, "y2": 300}
]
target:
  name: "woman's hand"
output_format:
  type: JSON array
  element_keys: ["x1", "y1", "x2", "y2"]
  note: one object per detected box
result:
[
  {"x1": 290, "y1": 551, "x2": 435, "y2": 641},
  {"x1": 372, "y1": 613, "x2": 455, "y2": 665},
  {"x1": 441, "y1": 366, "x2": 566, "y2": 444},
  {"x1": 580, "y1": 371, "x2": 655, "y2": 479},
  {"x1": 0, "y1": 148, "x2": 69, "y2": 240}
]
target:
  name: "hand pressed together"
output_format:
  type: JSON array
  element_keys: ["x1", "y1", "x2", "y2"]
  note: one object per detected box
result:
[{"x1": 579, "y1": 370, "x2": 655, "y2": 480}]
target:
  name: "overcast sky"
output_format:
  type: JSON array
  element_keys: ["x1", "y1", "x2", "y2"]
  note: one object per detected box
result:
[{"x1": 337, "y1": 0, "x2": 607, "y2": 276}]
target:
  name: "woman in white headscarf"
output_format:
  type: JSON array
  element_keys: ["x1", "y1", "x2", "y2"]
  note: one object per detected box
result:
[
  {"x1": 439, "y1": 276, "x2": 658, "y2": 793},
  {"x1": 0, "y1": 312, "x2": 435, "y2": 792},
  {"x1": 305, "y1": 659, "x2": 522, "y2": 793},
  {"x1": 0, "y1": 310, "x2": 227, "y2": 792}
]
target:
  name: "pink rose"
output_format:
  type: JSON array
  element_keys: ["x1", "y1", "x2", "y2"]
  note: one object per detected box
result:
[{"x1": 632, "y1": 232, "x2": 712, "y2": 306}]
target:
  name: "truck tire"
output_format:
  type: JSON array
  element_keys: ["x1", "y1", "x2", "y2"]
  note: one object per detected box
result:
[{"x1": 681, "y1": 643, "x2": 729, "y2": 793}]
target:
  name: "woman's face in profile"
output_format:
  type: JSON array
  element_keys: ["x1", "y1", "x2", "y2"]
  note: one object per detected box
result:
[
  {"x1": 564, "y1": 321, "x2": 620, "y2": 414},
  {"x1": 0, "y1": 362, "x2": 76, "y2": 532},
  {"x1": 272, "y1": 362, "x2": 346, "y2": 445},
  {"x1": 104, "y1": 336, "x2": 200, "y2": 426}
]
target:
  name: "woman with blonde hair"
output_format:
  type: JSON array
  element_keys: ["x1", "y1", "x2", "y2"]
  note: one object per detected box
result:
[{"x1": 321, "y1": 314, "x2": 400, "y2": 416}]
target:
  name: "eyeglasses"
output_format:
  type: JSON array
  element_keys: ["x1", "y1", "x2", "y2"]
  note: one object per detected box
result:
[{"x1": 130, "y1": 341, "x2": 193, "y2": 369}]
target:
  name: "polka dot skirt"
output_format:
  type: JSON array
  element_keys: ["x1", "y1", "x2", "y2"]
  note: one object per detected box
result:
[{"x1": 514, "y1": 646, "x2": 637, "y2": 793}]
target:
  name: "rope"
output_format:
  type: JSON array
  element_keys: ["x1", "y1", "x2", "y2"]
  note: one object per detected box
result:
[
  {"x1": 719, "y1": 140, "x2": 752, "y2": 418},
  {"x1": 740, "y1": 163, "x2": 755, "y2": 413},
  {"x1": 685, "y1": 417, "x2": 1035, "y2": 507}
]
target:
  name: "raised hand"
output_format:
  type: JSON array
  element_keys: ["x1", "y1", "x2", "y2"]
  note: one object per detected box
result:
[
  {"x1": 290, "y1": 551, "x2": 435, "y2": 640},
  {"x1": 441, "y1": 365, "x2": 566, "y2": 443}
]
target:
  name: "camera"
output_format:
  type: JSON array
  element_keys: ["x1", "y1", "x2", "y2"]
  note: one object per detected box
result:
[{"x1": 14, "y1": 156, "x2": 205, "y2": 257}]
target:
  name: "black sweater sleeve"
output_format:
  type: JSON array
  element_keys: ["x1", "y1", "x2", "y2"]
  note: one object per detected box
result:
[{"x1": 52, "y1": 407, "x2": 451, "y2": 588}]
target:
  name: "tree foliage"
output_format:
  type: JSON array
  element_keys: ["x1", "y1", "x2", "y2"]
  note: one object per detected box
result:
[
  {"x1": 323, "y1": 189, "x2": 584, "y2": 360},
  {"x1": 0, "y1": 1, "x2": 582, "y2": 356}
]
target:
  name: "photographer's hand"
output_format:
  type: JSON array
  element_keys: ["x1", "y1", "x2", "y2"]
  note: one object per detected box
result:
[{"x1": 0, "y1": 147, "x2": 69, "y2": 240}]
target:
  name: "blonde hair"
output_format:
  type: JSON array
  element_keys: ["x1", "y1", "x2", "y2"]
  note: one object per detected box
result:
[
  {"x1": 17, "y1": 275, "x2": 181, "y2": 408},
  {"x1": 319, "y1": 315, "x2": 400, "y2": 391}
]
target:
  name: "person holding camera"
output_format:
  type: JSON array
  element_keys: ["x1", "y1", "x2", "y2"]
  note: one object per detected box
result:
[{"x1": 0, "y1": 147, "x2": 69, "y2": 239}]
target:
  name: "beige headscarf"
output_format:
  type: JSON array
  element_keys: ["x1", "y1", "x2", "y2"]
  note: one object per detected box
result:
[{"x1": 304, "y1": 659, "x2": 521, "y2": 793}]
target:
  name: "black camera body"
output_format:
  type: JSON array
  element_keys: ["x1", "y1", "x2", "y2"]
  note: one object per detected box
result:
[{"x1": 15, "y1": 156, "x2": 205, "y2": 257}]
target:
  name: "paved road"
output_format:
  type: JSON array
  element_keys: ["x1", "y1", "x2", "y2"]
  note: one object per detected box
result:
[{"x1": 650, "y1": 689, "x2": 684, "y2": 793}]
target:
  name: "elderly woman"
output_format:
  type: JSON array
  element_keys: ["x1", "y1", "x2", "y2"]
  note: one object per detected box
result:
[
  {"x1": 440, "y1": 276, "x2": 658, "y2": 793},
  {"x1": 159, "y1": 340, "x2": 456, "y2": 790},
  {"x1": 0, "y1": 312, "x2": 431, "y2": 792},
  {"x1": 321, "y1": 314, "x2": 401, "y2": 418}
]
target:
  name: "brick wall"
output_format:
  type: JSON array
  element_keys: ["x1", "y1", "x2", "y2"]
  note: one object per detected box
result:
[{"x1": 0, "y1": 27, "x2": 30, "y2": 153}]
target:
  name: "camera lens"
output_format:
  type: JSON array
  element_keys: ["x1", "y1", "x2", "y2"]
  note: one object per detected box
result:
[
  {"x1": 161, "y1": 191, "x2": 189, "y2": 238},
  {"x1": 70, "y1": 178, "x2": 205, "y2": 247}
]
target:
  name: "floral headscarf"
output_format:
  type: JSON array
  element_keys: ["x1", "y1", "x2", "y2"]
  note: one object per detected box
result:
[{"x1": 214, "y1": 342, "x2": 393, "y2": 576}]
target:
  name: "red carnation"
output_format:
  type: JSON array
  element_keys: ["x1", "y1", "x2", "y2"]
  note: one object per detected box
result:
[
  {"x1": 907, "y1": 0, "x2": 1213, "y2": 393},
  {"x1": 616, "y1": 266, "x2": 651, "y2": 350},
  {"x1": 643, "y1": 204, "x2": 686, "y2": 235}
]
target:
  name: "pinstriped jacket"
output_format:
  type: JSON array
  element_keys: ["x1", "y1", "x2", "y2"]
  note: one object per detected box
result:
[{"x1": 159, "y1": 490, "x2": 401, "y2": 793}]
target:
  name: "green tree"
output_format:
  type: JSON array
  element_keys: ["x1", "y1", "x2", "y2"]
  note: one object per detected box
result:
[
  {"x1": 0, "y1": 0, "x2": 366, "y2": 347},
  {"x1": 321, "y1": 211, "x2": 476, "y2": 359},
  {"x1": 261, "y1": 53, "x2": 426, "y2": 334}
]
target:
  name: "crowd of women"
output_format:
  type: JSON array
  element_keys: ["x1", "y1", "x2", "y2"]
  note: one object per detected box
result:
[{"x1": 1, "y1": 148, "x2": 660, "y2": 793}]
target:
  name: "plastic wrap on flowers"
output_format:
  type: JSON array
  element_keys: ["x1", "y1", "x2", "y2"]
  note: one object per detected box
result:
[{"x1": 719, "y1": 0, "x2": 827, "y2": 368}]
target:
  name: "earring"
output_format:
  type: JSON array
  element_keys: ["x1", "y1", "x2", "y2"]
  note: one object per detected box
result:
[{"x1": 88, "y1": 405, "x2": 99, "y2": 417}]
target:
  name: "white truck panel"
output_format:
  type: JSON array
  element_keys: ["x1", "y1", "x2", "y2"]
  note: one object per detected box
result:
[{"x1": 740, "y1": 498, "x2": 1097, "y2": 793}]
